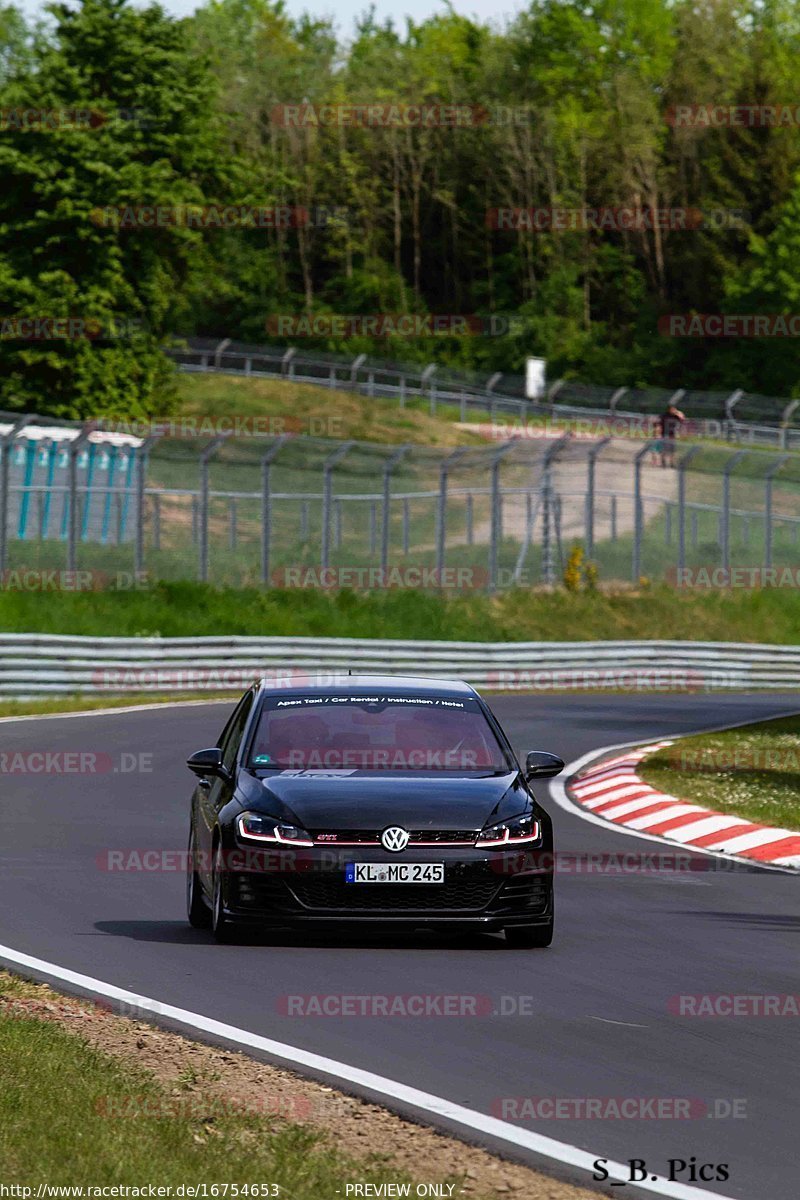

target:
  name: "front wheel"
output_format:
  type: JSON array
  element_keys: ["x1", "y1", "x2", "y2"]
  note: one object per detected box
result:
[
  {"x1": 211, "y1": 840, "x2": 237, "y2": 944},
  {"x1": 186, "y1": 826, "x2": 211, "y2": 929}
]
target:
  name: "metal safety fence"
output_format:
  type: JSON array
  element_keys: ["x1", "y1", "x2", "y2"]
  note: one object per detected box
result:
[
  {"x1": 167, "y1": 336, "x2": 800, "y2": 448},
  {"x1": 0, "y1": 634, "x2": 799, "y2": 697},
  {"x1": 3, "y1": 413, "x2": 800, "y2": 590}
]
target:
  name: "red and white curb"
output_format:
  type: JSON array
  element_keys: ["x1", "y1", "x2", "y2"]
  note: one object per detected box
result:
[{"x1": 569, "y1": 741, "x2": 800, "y2": 868}]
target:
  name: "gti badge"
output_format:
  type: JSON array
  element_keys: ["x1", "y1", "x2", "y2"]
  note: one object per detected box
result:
[{"x1": 381, "y1": 826, "x2": 410, "y2": 852}]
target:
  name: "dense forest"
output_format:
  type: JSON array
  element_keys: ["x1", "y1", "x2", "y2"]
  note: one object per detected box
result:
[{"x1": 3, "y1": 0, "x2": 800, "y2": 416}]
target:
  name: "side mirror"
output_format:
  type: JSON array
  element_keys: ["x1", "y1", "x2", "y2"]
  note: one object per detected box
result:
[
  {"x1": 525, "y1": 750, "x2": 564, "y2": 780},
  {"x1": 186, "y1": 747, "x2": 229, "y2": 780}
]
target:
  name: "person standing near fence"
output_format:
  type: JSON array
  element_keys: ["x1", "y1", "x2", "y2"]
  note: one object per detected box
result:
[{"x1": 657, "y1": 400, "x2": 686, "y2": 468}]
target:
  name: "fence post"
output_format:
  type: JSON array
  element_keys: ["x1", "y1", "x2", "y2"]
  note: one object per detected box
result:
[
  {"x1": 631, "y1": 441, "x2": 658, "y2": 582},
  {"x1": 422, "y1": 364, "x2": 437, "y2": 417},
  {"x1": 720, "y1": 449, "x2": 748, "y2": 571},
  {"x1": 152, "y1": 493, "x2": 161, "y2": 550},
  {"x1": 67, "y1": 426, "x2": 92, "y2": 574},
  {"x1": 724, "y1": 389, "x2": 744, "y2": 441},
  {"x1": 213, "y1": 337, "x2": 231, "y2": 369},
  {"x1": 676, "y1": 445, "x2": 700, "y2": 578},
  {"x1": 321, "y1": 441, "x2": 355, "y2": 570},
  {"x1": 585, "y1": 437, "x2": 611, "y2": 557},
  {"x1": 764, "y1": 454, "x2": 789, "y2": 571},
  {"x1": 349, "y1": 354, "x2": 366, "y2": 392},
  {"x1": 134, "y1": 434, "x2": 161, "y2": 579},
  {"x1": 198, "y1": 434, "x2": 228, "y2": 583},
  {"x1": 436, "y1": 448, "x2": 469, "y2": 577},
  {"x1": 281, "y1": 347, "x2": 296, "y2": 379},
  {"x1": 780, "y1": 399, "x2": 798, "y2": 450},
  {"x1": 260, "y1": 436, "x2": 287, "y2": 587},
  {"x1": 229, "y1": 498, "x2": 238, "y2": 548},
  {"x1": 488, "y1": 441, "x2": 517, "y2": 592},
  {"x1": 540, "y1": 436, "x2": 571, "y2": 585},
  {"x1": 0, "y1": 415, "x2": 32, "y2": 574},
  {"x1": 381, "y1": 445, "x2": 410, "y2": 574},
  {"x1": 608, "y1": 387, "x2": 627, "y2": 415}
]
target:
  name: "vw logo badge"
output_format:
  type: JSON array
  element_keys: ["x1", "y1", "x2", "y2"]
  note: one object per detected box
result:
[{"x1": 381, "y1": 826, "x2": 410, "y2": 853}]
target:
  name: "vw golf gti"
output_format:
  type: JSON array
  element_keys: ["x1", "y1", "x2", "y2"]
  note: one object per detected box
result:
[{"x1": 186, "y1": 675, "x2": 563, "y2": 946}]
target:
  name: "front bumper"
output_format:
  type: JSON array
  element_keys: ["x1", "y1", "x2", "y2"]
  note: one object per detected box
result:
[{"x1": 218, "y1": 841, "x2": 553, "y2": 929}]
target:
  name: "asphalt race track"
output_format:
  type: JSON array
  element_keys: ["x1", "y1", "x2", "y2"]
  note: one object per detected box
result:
[{"x1": 1, "y1": 693, "x2": 799, "y2": 1199}]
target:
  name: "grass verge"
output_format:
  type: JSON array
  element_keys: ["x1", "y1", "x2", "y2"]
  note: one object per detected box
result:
[
  {"x1": 174, "y1": 373, "x2": 485, "y2": 447},
  {"x1": 0, "y1": 971, "x2": 593, "y2": 1198},
  {"x1": 1, "y1": 579, "x2": 800, "y2": 642},
  {"x1": 638, "y1": 715, "x2": 800, "y2": 830},
  {"x1": 0, "y1": 694, "x2": 236, "y2": 720}
]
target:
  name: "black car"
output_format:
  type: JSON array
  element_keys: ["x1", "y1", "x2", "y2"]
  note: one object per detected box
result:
[{"x1": 185, "y1": 675, "x2": 562, "y2": 947}]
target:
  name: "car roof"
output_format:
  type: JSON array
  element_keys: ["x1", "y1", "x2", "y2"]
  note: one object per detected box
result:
[{"x1": 257, "y1": 674, "x2": 476, "y2": 698}]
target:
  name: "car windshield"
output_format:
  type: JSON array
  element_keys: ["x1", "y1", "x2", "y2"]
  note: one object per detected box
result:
[{"x1": 248, "y1": 693, "x2": 511, "y2": 772}]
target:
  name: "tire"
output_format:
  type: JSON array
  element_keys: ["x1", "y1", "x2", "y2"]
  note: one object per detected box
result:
[
  {"x1": 186, "y1": 826, "x2": 211, "y2": 929},
  {"x1": 211, "y1": 839, "x2": 236, "y2": 943},
  {"x1": 505, "y1": 920, "x2": 553, "y2": 948},
  {"x1": 505, "y1": 894, "x2": 554, "y2": 948}
]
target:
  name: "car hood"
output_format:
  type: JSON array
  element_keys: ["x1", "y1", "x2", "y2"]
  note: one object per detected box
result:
[{"x1": 239, "y1": 769, "x2": 530, "y2": 831}]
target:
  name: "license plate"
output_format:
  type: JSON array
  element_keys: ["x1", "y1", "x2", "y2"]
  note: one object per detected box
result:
[{"x1": 345, "y1": 862, "x2": 445, "y2": 884}]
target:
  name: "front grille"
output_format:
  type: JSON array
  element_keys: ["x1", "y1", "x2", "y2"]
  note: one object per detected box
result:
[
  {"x1": 312, "y1": 829, "x2": 476, "y2": 845},
  {"x1": 289, "y1": 873, "x2": 501, "y2": 912}
]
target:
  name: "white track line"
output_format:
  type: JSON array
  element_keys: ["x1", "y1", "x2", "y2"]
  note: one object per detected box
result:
[
  {"x1": 0, "y1": 942, "x2": 739, "y2": 1200},
  {"x1": 0, "y1": 699, "x2": 794, "y2": 1195}
]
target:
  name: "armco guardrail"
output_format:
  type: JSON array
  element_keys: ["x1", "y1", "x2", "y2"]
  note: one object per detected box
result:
[
  {"x1": 166, "y1": 336, "x2": 800, "y2": 448},
  {"x1": 2, "y1": 635, "x2": 800, "y2": 697}
]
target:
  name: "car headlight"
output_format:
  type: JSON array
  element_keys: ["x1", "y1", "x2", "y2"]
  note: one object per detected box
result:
[
  {"x1": 475, "y1": 813, "x2": 540, "y2": 848},
  {"x1": 236, "y1": 812, "x2": 313, "y2": 846}
]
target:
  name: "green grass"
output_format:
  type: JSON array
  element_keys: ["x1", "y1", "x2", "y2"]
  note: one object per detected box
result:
[
  {"x1": 639, "y1": 716, "x2": 800, "y2": 830},
  {"x1": 173, "y1": 372, "x2": 486, "y2": 447},
  {"x1": 2, "y1": 578, "x2": 800, "y2": 642},
  {"x1": 0, "y1": 694, "x2": 237, "y2": 719},
  {"x1": 0, "y1": 974, "x2": 455, "y2": 1192}
]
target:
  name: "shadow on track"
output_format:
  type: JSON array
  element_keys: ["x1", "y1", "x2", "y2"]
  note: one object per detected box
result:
[{"x1": 94, "y1": 920, "x2": 508, "y2": 951}]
